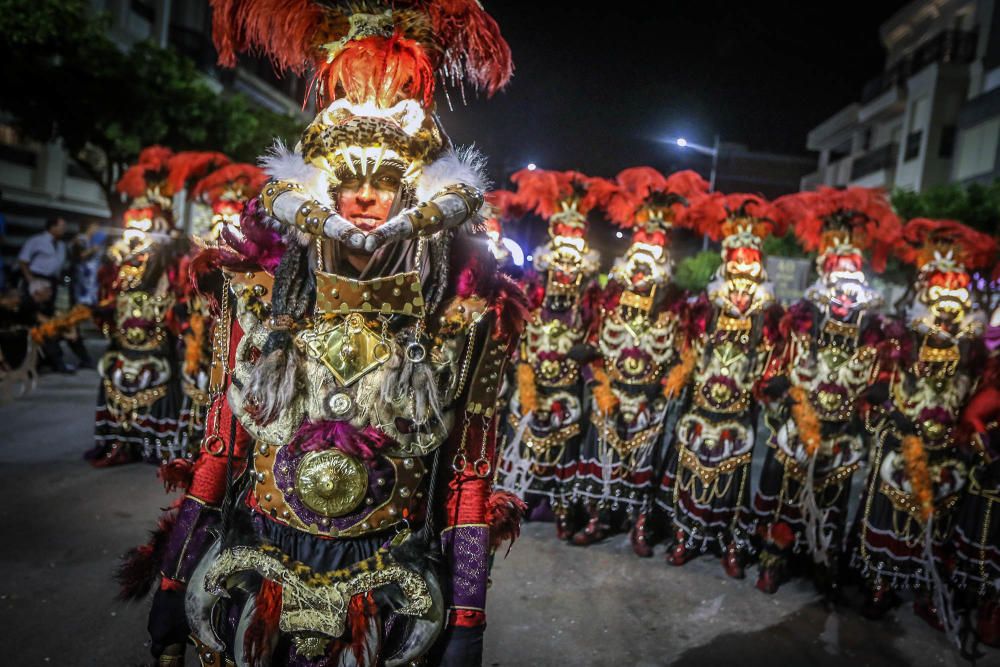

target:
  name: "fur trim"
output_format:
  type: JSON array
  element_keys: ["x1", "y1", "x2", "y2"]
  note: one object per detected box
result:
[
  {"x1": 243, "y1": 348, "x2": 301, "y2": 426},
  {"x1": 259, "y1": 140, "x2": 332, "y2": 206},
  {"x1": 416, "y1": 146, "x2": 490, "y2": 203}
]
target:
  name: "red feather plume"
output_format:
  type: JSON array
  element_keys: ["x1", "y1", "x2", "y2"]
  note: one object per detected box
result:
[
  {"x1": 510, "y1": 169, "x2": 595, "y2": 219},
  {"x1": 317, "y1": 32, "x2": 436, "y2": 109},
  {"x1": 193, "y1": 163, "x2": 268, "y2": 205},
  {"x1": 137, "y1": 145, "x2": 174, "y2": 169},
  {"x1": 426, "y1": 0, "x2": 514, "y2": 97},
  {"x1": 680, "y1": 191, "x2": 729, "y2": 240},
  {"x1": 775, "y1": 187, "x2": 900, "y2": 272},
  {"x1": 898, "y1": 218, "x2": 999, "y2": 270},
  {"x1": 167, "y1": 152, "x2": 232, "y2": 193},
  {"x1": 210, "y1": 0, "x2": 323, "y2": 73}
]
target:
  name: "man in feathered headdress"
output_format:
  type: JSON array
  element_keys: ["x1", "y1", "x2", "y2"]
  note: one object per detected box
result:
[
  {"x1": 570, "y1": 168, "x2": 706, "y2": 551},
  {"x1": 495, "y1": 169, "x2": 601, "y2": 539},
  {"x1": 126, "y1": 2, "x2": 528, "y2": 665},
  {"x1": 87, "y1": 146, "x2": 192, "y2": 468},
  {"x1": 853, "y1": 219, "x2": 994, "y2": 634},
  {"x1": 749, "y1": 187, "x2": 899, "y2": 593},
  {"x1": 659, "y1": 193, "x2": 786, "y2": 578}
]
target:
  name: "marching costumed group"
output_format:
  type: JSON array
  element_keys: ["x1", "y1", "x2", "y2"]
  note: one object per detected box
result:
[
  {"x1": 495, "y1": 168, "x2": 1000, "y2": 652},
  {"x1": 63, "y1": 0, "x2": 1000, "y2": 664}
]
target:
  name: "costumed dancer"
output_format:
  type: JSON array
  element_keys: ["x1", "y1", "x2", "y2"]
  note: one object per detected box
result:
[
  {"x1": 166, "y1": 151, "x2": 235, "y2": 457},
  {"x1": 570, "y1": 168, "x2": 705, "y2": 550},
  {"x1": 660, "y1": 193, "x2": 785, "y2": 578},
  {"x1": 175, "y1": 161, "x2": 267, "y2": 460},
  {"x1": 124, "y1": 1, "x2": 529, "y2": 664},
  {"x1": 952, "y1": 300, "x2": 1000, "y2": 647},
  {"x1": 750, "y1": 187, "x2": 900, "y2": 593},
  {"x1": 88, "y1": 146, "x2": 191, "y2": 467},
  {"x1": 495, "y1": 169, "x2": 600, "y2": 538},
  {"x1": 853, "y1": 219, "x2": 993, "y2": 635}
]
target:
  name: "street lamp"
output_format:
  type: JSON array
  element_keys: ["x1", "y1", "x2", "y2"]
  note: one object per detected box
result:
[
  {"x1": 670, "y1": 134, "x2": 723, "y2": 249},
  {"x1": 526, "y1": 163, "x2": 537, "y2": 171},
  {"x1": 671, "y1": 135, "x2": 721, "y2": 192}
]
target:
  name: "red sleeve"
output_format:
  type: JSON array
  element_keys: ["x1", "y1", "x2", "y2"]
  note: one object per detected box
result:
[{"x1": 186, "y1": 315, "x2": 253, "y2": 506}]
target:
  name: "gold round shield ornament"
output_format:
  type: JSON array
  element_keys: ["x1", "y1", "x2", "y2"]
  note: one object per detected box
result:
[{"x1": 294, "y1": 450, "x2": 369, "y2": 517}]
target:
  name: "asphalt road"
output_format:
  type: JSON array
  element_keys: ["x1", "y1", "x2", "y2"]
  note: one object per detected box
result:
[{"x1": 1, "y1": 368, "x2": 996, "y2": 666}]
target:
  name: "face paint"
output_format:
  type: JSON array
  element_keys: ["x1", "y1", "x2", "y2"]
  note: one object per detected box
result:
[{"x1": 338, "y1": 166, "x2": 403, "y2": 232}]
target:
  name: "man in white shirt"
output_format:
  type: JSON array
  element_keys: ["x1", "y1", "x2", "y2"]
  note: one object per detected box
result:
[{"x1": 18, "y1": 217, "x2": 67, "y2": 316}]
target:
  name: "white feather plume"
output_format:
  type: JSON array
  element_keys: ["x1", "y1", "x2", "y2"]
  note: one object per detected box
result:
[{"x1": 259, "y1": 140, "x2": 333, "y2": 207}]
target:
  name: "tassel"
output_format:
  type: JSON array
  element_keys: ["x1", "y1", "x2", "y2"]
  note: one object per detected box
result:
[
  {"x1": 924, "y1": 514, "x2": 963, "y2": 649},
  {"x1": 158, "y1": 459, "x2": 195, "y2": 493},
  {"x1": 115, "y1": 510, "x2": 178, "y2": 601},
  {"x1": 487, "y1": 491, "x2": 528, "y2": 555},
  {"x1": 243, "y1": 579, "x2": 282, "y2": 667}
]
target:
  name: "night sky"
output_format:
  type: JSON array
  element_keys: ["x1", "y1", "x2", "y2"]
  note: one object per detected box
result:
[{"x1": 439, "y1": 1, "x2": 911, "y2": 184}]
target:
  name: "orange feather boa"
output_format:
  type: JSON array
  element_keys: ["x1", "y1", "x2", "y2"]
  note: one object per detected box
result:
[
  {"x1": 789, "y1": 385, "x2": 822, "y2": 458},
  {"x1": 662, "y1": 347, "x2": 696, "y2": 400},
  {"x1": 183, "y1": 313, "x2": 206, "y2": 377},
  {"x1": 901, "y1": 434, "x2": 934, "y2": 522},
  {"x1": 516, "y1": 362, "x2": 538, "y2": 414},
  {"x1": 592, "y1": 365, "x2": 619, "y2": 414},
  {"x1": 30, "y1": 304, "x2": 91, "y2": 344}
]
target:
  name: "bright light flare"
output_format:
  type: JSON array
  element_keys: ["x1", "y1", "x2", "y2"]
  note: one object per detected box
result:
[
  {"x1": 676, "y1": 138, "x2": 688, "y2": 147},
  {"x1": 502, "y1": 238, "x2": 524, "y2": 266},
  {"x1": 526, "y1": 163, "x2": 537, "y2": 171}
]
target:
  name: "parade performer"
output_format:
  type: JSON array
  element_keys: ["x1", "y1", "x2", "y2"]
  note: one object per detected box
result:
[
  {"x1": 88, "y1": 146, "x2": 191, "y2": 467},
  {"x1": 570, "y1": 168, "x2": 706, "y2": 550},
  {"x1": 125, "y1": 1, "x2": 527, "y2": 664},
  {"x1": 750, "y1": 187, "x2": 899, "y2": 593},
  {"x1": 166, "y1": 151, "x2": 235, "y2": 457},
  {"x1": 175, "y1": 162, "x2": 267, "y2": 459},
  {"x1": 853, "y1": 219, "x2": 993, "y2": 632},
  {"x1": 661, "y1": 193, "x2": 785, "y2": 578},
  {"x1": 496, "y1": 169, "x2": 600, "y2": 539},
  {"x1": 952, "y1": 301, "x2": 1000, "y2": 647}
]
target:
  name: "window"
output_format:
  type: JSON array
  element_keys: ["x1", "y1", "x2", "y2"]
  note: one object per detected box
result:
[
  {"x1": 954, "y1": 118, "x2": 1000, "y2": 180},
  {"x1": 939, "y1": 125, "x2": 956, "y2": 157}
]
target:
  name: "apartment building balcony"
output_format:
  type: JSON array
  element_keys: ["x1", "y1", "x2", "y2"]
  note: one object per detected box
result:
[
  {"x1": 850, "y1": 143, "x2": 899, "y2": 181},
  {"x1": 860, "y1": 28, "x2": 977, "y2": 103}
]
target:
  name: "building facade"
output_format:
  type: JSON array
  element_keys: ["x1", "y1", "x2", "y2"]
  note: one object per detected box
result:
[{"x1": 803, "y1": 0, "x2": 999, "y2": 192}]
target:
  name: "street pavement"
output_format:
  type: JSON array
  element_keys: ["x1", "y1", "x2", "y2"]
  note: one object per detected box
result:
[{"x1": 1, "y1": 369, "x2": 998, "y2": 666}]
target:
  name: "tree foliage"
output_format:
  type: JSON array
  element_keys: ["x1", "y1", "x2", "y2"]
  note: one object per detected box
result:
[
  {"x1": 674, "y1": 250, "x2": 723, "y2": 292},
  {"x1": 891, "y1": 182, "x2": 1000, "y2": 233},
  {"x1": 0, "y1": 0, "x2": 304, "y2": 216}
]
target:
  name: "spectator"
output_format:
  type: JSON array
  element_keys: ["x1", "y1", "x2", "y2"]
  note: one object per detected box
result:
[
  {"x1": 0, "y1": 280, "x2": 77, "y2": 373},
  {"x1": 70, "y1": 220, "x2": 106, "y2": 306},
  {"x1": 18, "y1": 217, "x2": 67, "y2": 316}
]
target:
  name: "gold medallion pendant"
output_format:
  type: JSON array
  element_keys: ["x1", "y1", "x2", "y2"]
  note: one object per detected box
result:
[
  {"x1": 295, "y1": 449, "x2": 370, "y2": 517},
  {"x1": 296, "y1": 313, "x2": 391, "y2": 386}
]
